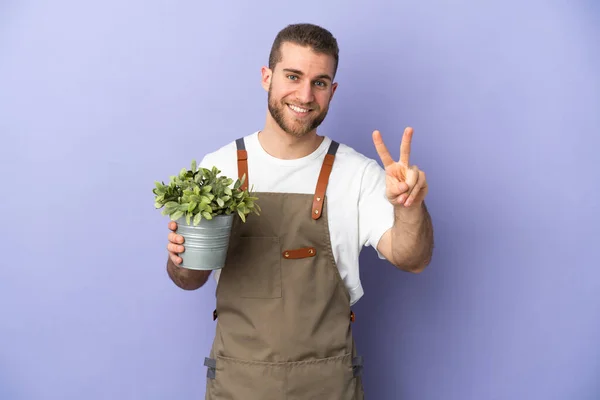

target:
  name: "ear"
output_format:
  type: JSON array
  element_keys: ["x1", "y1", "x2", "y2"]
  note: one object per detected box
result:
[
  {"x1": 329, "y1": 82, "x2": 339, "y2": 101},
  {"x1": 261, "y1": 66, "x2": 272, "y2": 92}
]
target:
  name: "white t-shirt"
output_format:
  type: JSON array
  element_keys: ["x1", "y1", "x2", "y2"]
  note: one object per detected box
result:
[{"x1": 199, "y1": 131, "x2": 394, "y2": 305}]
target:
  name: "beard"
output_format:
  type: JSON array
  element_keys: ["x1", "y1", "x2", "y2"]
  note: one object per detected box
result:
[{"x1": 267, "y1": 86, "x2": 329, "y2": 138}]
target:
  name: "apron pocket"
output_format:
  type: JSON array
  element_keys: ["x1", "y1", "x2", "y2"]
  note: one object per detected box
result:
[
  {"x1": 224, "y1": 236, "x2": 281, "y2": 299},
  {"x1": 285, "y1": 353, "x2": 359, "y2": 400},
  {"x1": 206, "y1": 355, "x2": 285, "y2": 400}
]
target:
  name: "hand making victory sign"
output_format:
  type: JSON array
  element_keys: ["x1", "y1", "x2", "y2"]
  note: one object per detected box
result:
[{"x1": 372, "y1": 127, "x2": 428, "y2": 208}]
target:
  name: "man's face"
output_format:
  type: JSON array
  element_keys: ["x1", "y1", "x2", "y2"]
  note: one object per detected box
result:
[{"x1": 262, "y1": 42, "x2": 338, "y2": 138}]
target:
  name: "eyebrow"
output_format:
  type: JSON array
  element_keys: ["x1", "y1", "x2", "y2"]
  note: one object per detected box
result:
[{"x1": 283, "y1": 68, "x2": 333, "y2": 81}]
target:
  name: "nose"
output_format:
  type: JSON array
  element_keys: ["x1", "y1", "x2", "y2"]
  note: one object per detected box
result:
[{"x1": 295, "y1": 80, "x2": 315, "y2": 104}]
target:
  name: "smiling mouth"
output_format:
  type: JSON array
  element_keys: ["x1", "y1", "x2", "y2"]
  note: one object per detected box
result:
[{"x1": 287, "y1": 104, "x2": 312, "y2": 114}]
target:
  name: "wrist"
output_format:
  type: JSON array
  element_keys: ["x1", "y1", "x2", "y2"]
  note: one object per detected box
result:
[
  {"x1": 393, "y1": 201, "x2": 425, "y2": 223},
  {"x1": 167, "y1": 258, "x2": 211, "y2": 290}
]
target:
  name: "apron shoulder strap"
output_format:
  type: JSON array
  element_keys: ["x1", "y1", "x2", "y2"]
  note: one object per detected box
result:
[
  {"x1": 312, "y1": 140, "x2": 339, "y2": 220},
  {"x1": 236, "y1": 138, "x2": 249, "y2": 191},
  {"x1": 236, "y1": 136, "x2": 339, "y2": 217}
]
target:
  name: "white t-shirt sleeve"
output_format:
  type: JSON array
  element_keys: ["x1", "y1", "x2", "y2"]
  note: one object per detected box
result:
[
  {"x1": 198, "y1": 153, "x2": 215, "y2": 169},
  {"x1": 357, "y1": 160, "x2": 395, "y2": 260}
]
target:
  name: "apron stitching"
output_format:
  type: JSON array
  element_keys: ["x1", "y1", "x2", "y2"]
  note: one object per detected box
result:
[
  {"x1": 216, "y1": 353, "x2": 352, "y2": 366},
  {"x1": 321, "y1": 196, "x2": 352, "y2": 305}
]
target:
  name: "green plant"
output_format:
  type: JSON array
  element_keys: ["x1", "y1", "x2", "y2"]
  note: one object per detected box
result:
[{"x1": 153, "y1": 160, "x2": 260, "y2": 225}]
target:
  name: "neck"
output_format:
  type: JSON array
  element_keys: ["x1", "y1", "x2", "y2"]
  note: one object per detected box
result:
[{"x1": 259, "y1": 116, "x2": 324, "y2": 160}]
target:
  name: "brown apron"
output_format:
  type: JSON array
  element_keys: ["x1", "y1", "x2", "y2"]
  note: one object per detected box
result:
[{"x1": 204, "y1": 137, "x2": 365, "y2": 399}]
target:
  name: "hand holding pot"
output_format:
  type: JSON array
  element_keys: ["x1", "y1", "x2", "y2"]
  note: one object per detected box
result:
[{"x1": 167, "y1": 221, "x2": 185, "y2": 266}]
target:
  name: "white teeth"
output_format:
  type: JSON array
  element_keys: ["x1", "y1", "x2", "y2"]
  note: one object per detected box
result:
[{"x1": 288, "y1": 104, "x2": 309, "y2": 113}]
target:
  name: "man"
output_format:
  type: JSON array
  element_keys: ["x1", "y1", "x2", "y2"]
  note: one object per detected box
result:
[{"x1": 165, "y1": 23, "x2": 434, "y2": 399}]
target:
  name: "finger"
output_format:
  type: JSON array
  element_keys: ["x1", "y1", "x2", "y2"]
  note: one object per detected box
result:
[
  {"x1": 386, "y1": 175, "x2": 409, "y2": 197},
  {"x1": 168, "y1": 232, "x2": 184, "y2": 244},
  {"x1": 372, "y1": 130, "x2": 395, "y2": 168},
  {"x1": 168, "y1": 221, "x2": 178, "y2": 231},
  {"x1": 400, "y1": 127, "x2": 413, "y2": 166},
  {"x1": 397, "y1": 165, "x2": 419, "y2": 204},
  {"x1": 170, "y1": 252, "x2": 182, "y2": 266},
  {"x1": 404, "y1": 185, "x2": 422, "y2": 207},
  {"x1": 405, "y1": 171, "x2": 426, "y2": 207},
  {"x1": 167, "y1": 242, "x2": 185, "y2": 254},
  {"x1": 405, "y1": 165, "x2": 419, "y2": 189}
]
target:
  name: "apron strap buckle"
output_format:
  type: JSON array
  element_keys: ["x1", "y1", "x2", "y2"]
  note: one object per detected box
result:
[
  {"x1": 311, "y1": 141, "x2": 339, "y2": 220},
  {"x1": 236, "y1": 138, "x2": 249, "y2": 191},
  {"x1": 352, "y1": 356, "x2": 364, "y2": 377},
  {"x1": 204, "y1": 357, "x2": 217, "y2": 379}
]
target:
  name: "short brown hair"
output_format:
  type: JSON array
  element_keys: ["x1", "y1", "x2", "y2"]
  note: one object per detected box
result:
[{"x1": 268, "y1": 23, "x2": 340, "y2": 76}]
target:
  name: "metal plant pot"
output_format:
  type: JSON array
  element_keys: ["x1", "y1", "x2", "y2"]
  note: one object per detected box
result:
[{"x1": 175, "y1": 214, "x2": 234, "y2": 270}]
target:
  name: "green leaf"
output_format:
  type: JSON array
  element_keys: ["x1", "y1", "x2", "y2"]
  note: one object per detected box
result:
[
  {"x1": 216, "y1": 198, "x2": 224, "y2": 208},
  {"x1": 200, "y1": 196, "x2": 211, "y2": 205},
  {"x1": 224, "y1": 187, "x2": 232, "y2": 196},
  {"x1": 186, "y1": 213, "x2": 191, "y2": 225},
  {"x1": 188, "y1": 201, "x2": 197, "y2": 212},
  {"x1": 193, "y1": 213, "x2": 202, "y2": 225},
  {"x1": 237, "y1": 209, "x2": 246, "y2": 222},
  {"x1": 201, "y1": 211, "x2": 212, "y2": 220},
  {"x1": 171, "y1": 210, "x2": 184, "y2": 220},
  {"x1": 191, "y1": 159, "x2": 197, "y2": 172},
  {"x1": 164, "y1": 201, "x2": 179, "y2": 213}
]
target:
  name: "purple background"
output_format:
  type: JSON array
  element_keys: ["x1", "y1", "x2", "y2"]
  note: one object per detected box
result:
[{"x1": 1, "y1": 1, "x2": 599, "y2": 399}]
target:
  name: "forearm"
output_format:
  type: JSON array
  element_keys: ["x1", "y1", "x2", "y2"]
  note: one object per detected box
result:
[
  {"x1": 166, "y1": 258, "x2": 212, "y2": 290},
  {"x1": 390, "y1": 202, "x2": 434, "y2": 273}
]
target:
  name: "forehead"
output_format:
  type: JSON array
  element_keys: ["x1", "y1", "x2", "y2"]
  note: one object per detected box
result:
[{"x1": 276, "y1": 42, "x2": 335, "y2": 77}]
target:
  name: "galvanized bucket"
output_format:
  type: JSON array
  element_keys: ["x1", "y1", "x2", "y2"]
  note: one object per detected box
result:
[{"x1": 175, "y1": 214, "x2": 234, "y2": 270}]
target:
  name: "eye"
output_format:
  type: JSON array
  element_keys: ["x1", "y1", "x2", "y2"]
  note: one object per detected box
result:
[
  {"x1": 287, "y1": 75, "x2": 298, "y2": 81},
  {"x1": 314, "y1": 81, "x2": 326, "y2": 87}
]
